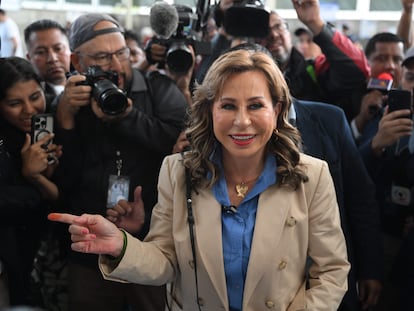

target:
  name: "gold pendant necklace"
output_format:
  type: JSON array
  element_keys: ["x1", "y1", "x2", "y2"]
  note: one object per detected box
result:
[{"x1": 235, "y1": 182, "x2": 249, "y2": 198}]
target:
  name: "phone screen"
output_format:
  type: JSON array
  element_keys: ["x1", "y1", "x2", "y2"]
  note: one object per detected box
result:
[{"x1": 387, "y1": 89, "x2": 412, "y2": 118}]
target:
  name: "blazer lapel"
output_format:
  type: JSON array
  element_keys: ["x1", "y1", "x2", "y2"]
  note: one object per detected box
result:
[
  {"x1": 193, "y1": 188, "x2": 229, "y2": 305},
  {"x1": 243, "y1": 184, "x2": 292, "y2": 303}
]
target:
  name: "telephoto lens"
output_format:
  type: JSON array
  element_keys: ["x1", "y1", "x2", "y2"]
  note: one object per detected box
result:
[{"x1": 92, "y1": 79, "x2": 128, "y2": 116}]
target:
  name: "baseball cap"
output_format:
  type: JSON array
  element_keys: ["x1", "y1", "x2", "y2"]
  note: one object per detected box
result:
[
  {"x1": 402, "y1": 45, "x2": 414, "y2": 67},
  {"x1": 69, "y1": 13, "x2": 123, "y2": 51}
]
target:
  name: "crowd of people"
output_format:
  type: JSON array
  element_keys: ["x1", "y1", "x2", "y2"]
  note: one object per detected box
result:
[{"x1": 1, "y1": 0, "x2": 414, "y2": 310}]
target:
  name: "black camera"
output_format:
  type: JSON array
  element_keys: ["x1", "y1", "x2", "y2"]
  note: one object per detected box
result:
[
  {"x1": 146, "y1": 4, "x2": 211, "y2": 74},
  {"x1": 220, "y1": 0, "x2": 269, "y2": 38},
  {"x1": 76, "y1": 66, "x2": 128, "y2": 116}
]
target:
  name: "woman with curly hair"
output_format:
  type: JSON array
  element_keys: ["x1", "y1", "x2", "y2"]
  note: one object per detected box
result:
[{"x1": 49, "y1": 49, "x2": 349, "y2": 311}]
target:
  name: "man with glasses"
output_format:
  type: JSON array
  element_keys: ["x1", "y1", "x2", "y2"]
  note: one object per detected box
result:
[
  {"x1": 53, "y1": 13, "x2": 187, "y2": 311},
  {"x1": 258, "y1": 0, "x2": 370, "y2": 122},
  {"x1": 24, "y1": 19, "x2": 71, "y2": 111}
]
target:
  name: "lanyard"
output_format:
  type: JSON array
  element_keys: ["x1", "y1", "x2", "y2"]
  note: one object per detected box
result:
[{"x1": 116, "y1": 150, "x2": 122, "y2": 176}]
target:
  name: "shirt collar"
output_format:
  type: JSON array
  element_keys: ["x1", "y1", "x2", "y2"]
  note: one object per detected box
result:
[
  {"x1": 288, "y1": 102, "x2": 297, "y2": 127},
  {"x1": 210, "y1": 145, "x2": 277, "y2": 205}
]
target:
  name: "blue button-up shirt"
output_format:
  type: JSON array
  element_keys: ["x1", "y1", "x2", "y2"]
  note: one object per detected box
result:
[{"x1": 211, "y1": 149, "x2": 277, "y2": 311}]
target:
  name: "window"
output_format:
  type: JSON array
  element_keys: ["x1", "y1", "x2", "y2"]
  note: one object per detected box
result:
[
  {"x1": 66, "y1": 0, "x2": 91, "y2": 4},
  {"x1": 275, "y1": 0, "x2": 356, "y2": 10},
  {"x1": 175, "y1": 0, "x2": 197, "y2": 6},
  {"x1": 370, "y1": 1, "x2": 402, "y2": 11}
]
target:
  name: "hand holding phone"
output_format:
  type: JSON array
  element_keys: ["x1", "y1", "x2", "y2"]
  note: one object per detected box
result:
[
  {"x1": 31, "y1": 113, "x2": 54, "y2": 145},
  {"x1": 387, "y1": 89, "x2": 412, "y2": 118},
  {"x1": 31, "y1": 113, "x2": 57, "y2": 164}
]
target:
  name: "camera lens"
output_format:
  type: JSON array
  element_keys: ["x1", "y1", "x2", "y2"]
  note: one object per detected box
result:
[
  {"x1": 92, "y1": 80, "x2": 128, "y2": 116},
  {"x1": 167, "y1": 42, "x2": 193, "y2": 74}
]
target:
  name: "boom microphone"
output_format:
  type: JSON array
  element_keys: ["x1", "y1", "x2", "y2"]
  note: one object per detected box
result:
[
  {"x1": 367, "y1": 72, "x2": 393, "y2": 92},
  {"x1": 150, "y1": 1, "x2": 179, "y2": 39}
]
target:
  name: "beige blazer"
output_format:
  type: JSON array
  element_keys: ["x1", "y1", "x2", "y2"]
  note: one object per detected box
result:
[{"x1": 100, "y1": 152, "x2": 350, "y2": 311}]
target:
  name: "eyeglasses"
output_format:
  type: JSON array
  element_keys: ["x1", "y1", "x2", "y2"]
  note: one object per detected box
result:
[
  {"x1": 76, "y1": 47, "x2": 130, "y2": 67},
  {"x1": 269, "y1": 22, "x2": 288, "y2": 34}
]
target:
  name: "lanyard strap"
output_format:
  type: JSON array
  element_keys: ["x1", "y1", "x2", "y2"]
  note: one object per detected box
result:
[{"x1": 185, "y1": 166, "x2": 202, "y2": 311}]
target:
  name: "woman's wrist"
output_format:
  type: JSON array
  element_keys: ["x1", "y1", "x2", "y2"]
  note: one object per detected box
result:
[
  {"x1": 22, "y1": 169, "x2": 42, "y2": 182},
  {"x1": 371, "y1": 137, "x2": 386, "y2": 158},
  {"x1": 107, "y1": 229, "x2": 128, "y2": 261}
]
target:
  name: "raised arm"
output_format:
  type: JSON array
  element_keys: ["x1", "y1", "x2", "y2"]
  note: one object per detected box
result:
[{"x1": 397, "y1": 0, "x2": 414, "y2": 50}]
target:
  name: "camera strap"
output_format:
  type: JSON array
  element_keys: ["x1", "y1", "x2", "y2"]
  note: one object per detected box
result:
[
  {"x1": 184, "y1": 161, "x2": 202, "y2": 311},
  {"x1": 115, "y1": 150, "x2": 122, "y2": 176}
]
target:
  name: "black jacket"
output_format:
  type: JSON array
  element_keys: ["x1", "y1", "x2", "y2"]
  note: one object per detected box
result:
[
  {"x1": 0, "y1": 123, "x2": 49, "y2": 305},
  {"x1": 53, "y1": 69, "x2": 188, "y2": 266},
  {"x1": 294, "y1": 99, "x2": 383, "y2": 310},
  {"x1": 286, "y1": 24, "x2": 369, "y2": 121}
]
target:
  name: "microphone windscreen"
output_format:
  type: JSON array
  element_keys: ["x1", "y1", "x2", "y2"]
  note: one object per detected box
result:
[
  {"x1": 377, "y1": 72, "x2": 393, "y2": 80},
  {"x1": 367, "y1": 72, "x2": 393, "y2": 91},
  {"x1": 150, "y1": 1, "x2": 179, "y2": 38}
]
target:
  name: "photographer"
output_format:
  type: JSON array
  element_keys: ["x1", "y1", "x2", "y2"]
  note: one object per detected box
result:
[
  {"x1": 53, "y1": 13, "x2": 187, "y2": 311},
  {"x1": 144, "y1": 40, "x2": 196, "y2": 106}
]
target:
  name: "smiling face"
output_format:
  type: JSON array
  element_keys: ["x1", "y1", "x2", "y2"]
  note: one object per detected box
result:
[
  {"x1": 0, "y1": 79, "x2": 46, "y2": 133},
  {"x1": 212, "y1": 70, "x2": 281, "y2": 164}
]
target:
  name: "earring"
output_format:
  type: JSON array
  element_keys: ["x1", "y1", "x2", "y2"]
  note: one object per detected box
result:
[{"x1": 273, "y1": 128, "x2": 279, "y2": 140}]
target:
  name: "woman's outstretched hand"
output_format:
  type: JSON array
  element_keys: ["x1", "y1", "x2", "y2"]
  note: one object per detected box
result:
[{"x1": 48, "y1": 213, "x2": 124, "y2": 258}]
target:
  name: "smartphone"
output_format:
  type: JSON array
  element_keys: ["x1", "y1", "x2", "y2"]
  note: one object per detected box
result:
[
  {"x1": 31, "y1": 113, "x2": 54, "y2": 145},
  {"x1": 387, "y1": 89, "x2": 412, "y2": 118}
]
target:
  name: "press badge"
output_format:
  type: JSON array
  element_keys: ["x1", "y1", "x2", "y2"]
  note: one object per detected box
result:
[
  {"x1": 106, "y1": 151, "x2": 130, "y2": 208},
  {"x1": 107, "y1": 175, "x2": 130, "y2": 208},
  {"x1": 391, "y1": 183, "x2": 412, "y2": 207}
]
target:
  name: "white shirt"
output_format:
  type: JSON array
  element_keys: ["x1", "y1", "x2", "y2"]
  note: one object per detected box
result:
[{"x1": 0, "y1": 17, "x2": 23, "y2": 57}]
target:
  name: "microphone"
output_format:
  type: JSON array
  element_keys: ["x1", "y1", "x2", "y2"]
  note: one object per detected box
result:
[
  {"x1": 367, "y1": 72, "x2": 393, "y2": 92},
  {"x1": 222, "y1": 205, "x2": 237, "y2": 215},
  {"x1": 149, "y1": 1, "x2": 179, "y2": 39}
]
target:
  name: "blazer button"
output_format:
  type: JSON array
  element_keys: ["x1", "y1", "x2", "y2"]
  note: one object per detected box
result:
[
  {"x1": 278, "y1": 260, "x2": 287, "y2": 270},
  {"x1": 197, "y1": 297, "x2": 205, "y2": 306},
  {"x1": 265, "y1": 300, "x2": 275, "y2": 308},
  {"x1": 188, "y1": 260, "x2": 194, "y2": 269},
  {"x1": 286, "y1": 216, "x2": 296, "y2": 227}
]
